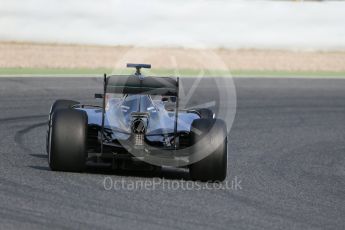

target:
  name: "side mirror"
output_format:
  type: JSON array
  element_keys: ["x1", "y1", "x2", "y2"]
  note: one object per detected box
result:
[{"x1": 94, "y1": 93, "x2": 103, "y2": 99}]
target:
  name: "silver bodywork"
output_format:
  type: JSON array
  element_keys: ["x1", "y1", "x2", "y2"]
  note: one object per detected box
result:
[{"x1": 79, "y1": 94, "x2": 200, "y2": 148}]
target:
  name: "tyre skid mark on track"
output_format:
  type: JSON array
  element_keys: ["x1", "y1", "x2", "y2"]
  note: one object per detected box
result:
[
  {"x1": 14, "y1": 121, "x2": 46, "y2": 154},
  {"x1": 0, "y1": 115, "x2": 46, "y2": 167},
  {"x1": 0, "y1": 114, "x2": 46, "y2": 123}
]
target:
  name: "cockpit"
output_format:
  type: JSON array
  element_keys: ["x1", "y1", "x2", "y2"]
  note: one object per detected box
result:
[{"x1": 120, "y1": 95, "x2": 157, "y2": 114}]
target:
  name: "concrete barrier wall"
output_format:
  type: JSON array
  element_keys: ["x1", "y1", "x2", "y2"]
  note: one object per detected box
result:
[{"x1": 0, "y1": 0, "x2": 344, "y2": 50}]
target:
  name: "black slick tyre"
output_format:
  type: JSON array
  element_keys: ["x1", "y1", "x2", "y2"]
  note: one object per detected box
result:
[
  {"x1": 48, "y1": 109, "x2": 88, "y2": 172},
  {"x1": 189, "y1": 118, "x2": 227, "y2": 181},
  {"x1": 46, "y1": 100, "x2": 79, "y2": 153},
  {"x1": 195, "y1": 108, "x2": 214, "y2": 119}
]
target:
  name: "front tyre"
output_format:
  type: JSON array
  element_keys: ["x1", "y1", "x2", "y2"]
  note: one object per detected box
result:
[
  {"x1": 48, "y1": 109, "x2": 88, "y2": 172},
  {"x1": 189, "y1": 119, "x2": 227, "y2": 181}
]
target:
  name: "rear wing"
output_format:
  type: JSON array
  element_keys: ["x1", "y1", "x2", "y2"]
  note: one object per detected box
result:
[{"x1": 106, "y1": 75, "x2": 178, "y2": 96}]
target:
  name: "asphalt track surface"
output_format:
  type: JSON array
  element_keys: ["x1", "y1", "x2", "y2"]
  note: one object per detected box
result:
[{"x1": 0, "y1": 77, "x2": 344, "y2": 230}]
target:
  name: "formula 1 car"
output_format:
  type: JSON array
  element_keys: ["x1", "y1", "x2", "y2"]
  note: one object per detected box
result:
[{"x1": 46, "y1": 64, "x2": 227, "y2": 181}]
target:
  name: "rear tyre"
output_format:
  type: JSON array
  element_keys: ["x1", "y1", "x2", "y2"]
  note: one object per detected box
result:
[
  {"x1": 189, "y1": 118, "x2": 227, "y2": 181},
  {"x1": 50, "y1": 99, "x2": 80, "y2": 115},
  {"x1": 48, "y1": 109, "x2": 88, "y2": 172},
  {"x1": 46, "y1": 100, "x2": 79, "y2": 153},
  {"x1": 195, "y1": 108, "x2": 214, "y2": 119}
]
